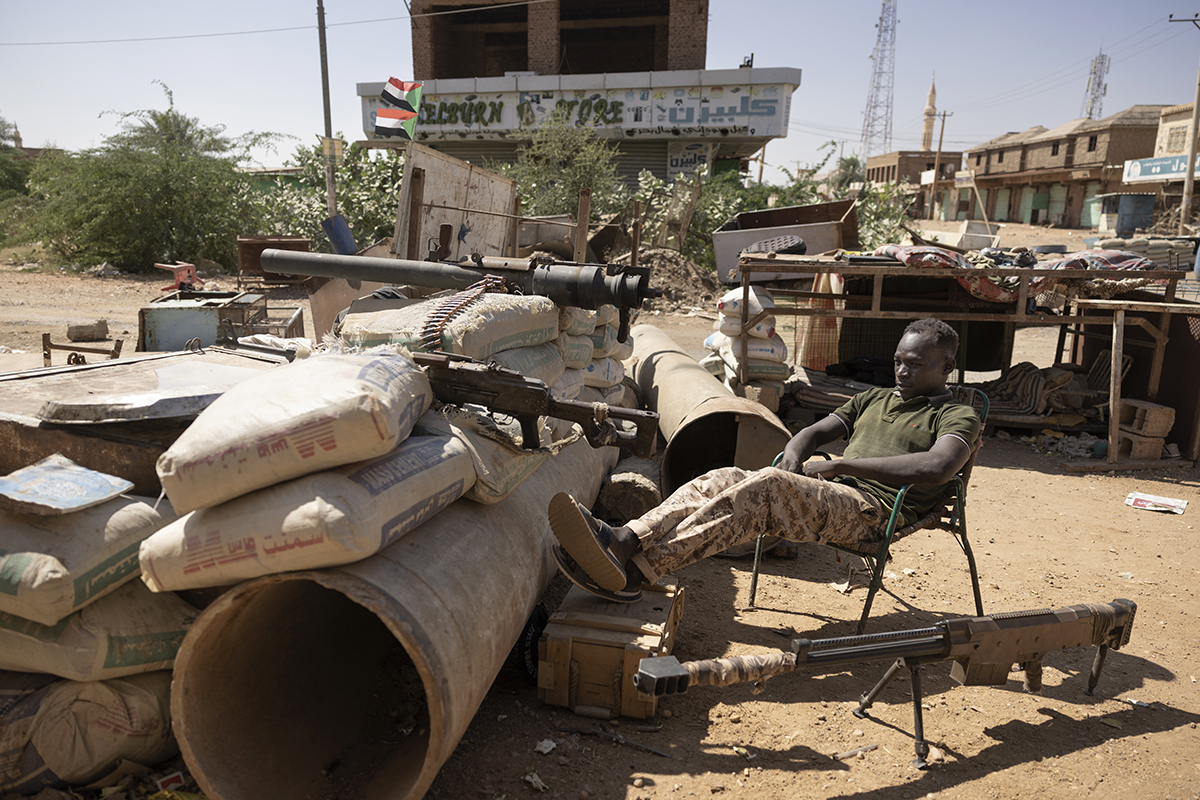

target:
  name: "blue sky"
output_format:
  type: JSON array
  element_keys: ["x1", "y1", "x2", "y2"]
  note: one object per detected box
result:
[{"x1": 3, "y1": 0, "x2": 1198, "y2": 184}]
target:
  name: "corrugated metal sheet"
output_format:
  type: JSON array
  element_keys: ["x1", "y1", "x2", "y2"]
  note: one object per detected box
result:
[{"x1": 614, "y1": 141, "x2": 669, "y2": 186}]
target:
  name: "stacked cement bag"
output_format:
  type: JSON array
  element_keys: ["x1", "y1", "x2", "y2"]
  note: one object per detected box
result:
[
  {"x1": 0, "y1": 669, "x2": 178, "y2": 794},
  {"x1": 710, "y1": 286, "x2": 792, "y2": 408},
  {"x1": 141, "y1": 351, "x2": 475, "y2": 589},
  {"x1": 0, "y1": 458, "x2": 184, "y2": 792},
  {"x1": 580, "y1": 304, "x2": 632, "y2": 406},
  {"x1": 1094, "y1": 237, "x2": 1186, "y2": 267}
]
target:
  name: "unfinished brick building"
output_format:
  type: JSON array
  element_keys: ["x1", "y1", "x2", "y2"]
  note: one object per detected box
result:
[
  {"x1": 410, "y1": 0, "x2": 709, "y2": 79},
  {"x1": 357, "y1": 0, "x2": 801, "y2": 182}
]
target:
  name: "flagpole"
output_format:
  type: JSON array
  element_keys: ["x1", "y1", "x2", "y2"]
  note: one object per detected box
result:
[{"x1": 317, "y1": 0, "x2": 338, "y2": 218}]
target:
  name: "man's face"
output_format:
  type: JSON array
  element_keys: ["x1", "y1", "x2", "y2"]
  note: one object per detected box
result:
[{"x1": 893, "y1": 332, "x2": 954, "y2": 400}]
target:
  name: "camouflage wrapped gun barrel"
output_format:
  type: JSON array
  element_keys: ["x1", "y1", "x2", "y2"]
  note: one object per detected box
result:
[
  {"x1": 259, "y1": 249, "x2": 661, "y2": 342},
  {"x1": 634, "y1": 599, "x2": 1136, "y2": 768},
  {"x1": 413, "y1": 352, "x2": 659, "y2": 457}
]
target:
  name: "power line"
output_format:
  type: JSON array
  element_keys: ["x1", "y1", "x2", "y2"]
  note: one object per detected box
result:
[{"x1": 0, "y1": 0, "x2": 552, "y2": 46}]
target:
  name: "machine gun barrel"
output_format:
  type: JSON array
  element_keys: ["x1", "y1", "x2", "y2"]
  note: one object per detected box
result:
[
  {"x1": 633, "y1": 599, "x2": 1136, "y2": 769},
  {"x1": 260, "y1": 249, "x2": 660, "y2": 312}
]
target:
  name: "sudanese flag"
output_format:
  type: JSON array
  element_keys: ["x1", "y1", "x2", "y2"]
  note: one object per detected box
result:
[
  {"x1": 375, "y1": 107, "x2": 418, "y2": 139},
  {"x1": 381, "y1": 78, "x2": 423, "y2": 113}
]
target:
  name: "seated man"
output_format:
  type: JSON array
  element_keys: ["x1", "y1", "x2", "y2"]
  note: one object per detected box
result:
[{"x1": 548, "y1": 318, "x2": 982, "y2": 602}]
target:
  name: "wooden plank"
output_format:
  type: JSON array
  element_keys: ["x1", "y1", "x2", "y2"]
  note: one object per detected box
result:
[
  {"x1": 404, "y1": 167, "x2": 425, "y2": 261},
  {"x1": 547, "y1": 611, "x2": 665, "y2": 637},
  {"x1": 1061, "y1": 457, "x2": 1193, "y2": 474},
  {"x1": 1108, "y1": 310, "x2": 1124, "y2": 464}
]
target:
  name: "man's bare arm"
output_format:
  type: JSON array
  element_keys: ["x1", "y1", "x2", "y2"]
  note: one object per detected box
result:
[
  {"x1": 776, "y1": 415, "x2": 847, "y2": 473},
  {"x1": 802, "y1": 435, "x2": 971, "y2": 485}
]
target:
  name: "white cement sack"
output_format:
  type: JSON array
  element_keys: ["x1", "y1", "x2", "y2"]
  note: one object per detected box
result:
[
  {"x1": 415, "y1": 408, "x2": 579, "y2": 505},
  {"x1": 719, "y1": 347, "x2": 792, "y2": 382},
  {"x1": 0, "y1": 496, "x2": 176, "y2": 627},
  {"x1": 558, "y1": 306, "x2": 597, "y2": 336},
  {"x1": 586, "y1": 324, "x2": 617, "y2": 358},
  {"x1": 0, "y1": 580, "x2": 195, "y2": 681},
  {"x1": 717, "y1": 314, "x2": 776, "y2": 339},
  {"x1": 140, "y1": 434, "x2": 475, "y2": 591},
  {"x1": 717, "y1": 286, "x2": 775, "y2": 318},
  {"x1": 0, "y1": 669, "x2": 177, "y2": 794},
  {"x1": 595, "y1": 304, "x2": 618, "y2": 327},
  {"x1": 558, "y1": 333, "x2": 594, "y2": 369},
  {"x1": 722, "y1": 333, "x2": 789, "y2": 363},
  {"x1": 583, "y1": 356, "x2": 625, "y2": 388},
  {"x1": 157, "y1": 352, "x2": 432, "y2": 515},
  {"x1": 488, "y1": 340, "x2": 566, "y2": 387},
  {"x1": 610, "y1": 331, "x2": 634, "y2": 362},
  {"x1": 341, "y1": 293, "x2": 559, "y2": 356},
  {"x1": 551, "y1": 369, "x2": 585, "y2": 401},
  {"x1": 578, "y1": 384, "x2": 627, "y2": 406}
]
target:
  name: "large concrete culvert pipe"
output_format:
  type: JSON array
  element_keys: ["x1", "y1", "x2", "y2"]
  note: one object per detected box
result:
[
  {"x1": 629, "y1": 324, "x2": 793, "y2": 493},
  {"x1": 171, "y1": 438, "x2": 618, "y2": 800}
]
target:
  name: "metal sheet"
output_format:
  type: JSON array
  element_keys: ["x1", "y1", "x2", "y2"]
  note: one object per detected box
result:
[
  {"x1": 39, "y1": 385, "x2": 228, "y2": 424},
  {"x1": 0, "y1": 453, "x2": 133, "y2": 515}
]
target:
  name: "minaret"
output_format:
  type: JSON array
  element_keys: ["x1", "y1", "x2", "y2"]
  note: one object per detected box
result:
[
  {"x1": 12, "y1": 124, "x2": 22, "y2": 149},
  {"x1": 921, "y1": 76, "x2": 936, "y2": 151}
]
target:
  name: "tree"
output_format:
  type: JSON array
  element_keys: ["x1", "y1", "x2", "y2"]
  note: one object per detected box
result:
[
  {"x1": 489, "y1": 108, "x2": 628, "y2": 217},
  {"x1": 0, "y1": 113, "x2": 32, "y2": 199},
  {"x1": 250, "y1": 138, "x2": 405, "y2": 251},
  {"x1": 22, "y1": 85, "x2": 279, "y2": 269}
]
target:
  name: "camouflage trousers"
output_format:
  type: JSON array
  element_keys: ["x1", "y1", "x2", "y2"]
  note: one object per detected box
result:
[{"x1": 625, "y1": 467, "x2": 887, "y2": 580}]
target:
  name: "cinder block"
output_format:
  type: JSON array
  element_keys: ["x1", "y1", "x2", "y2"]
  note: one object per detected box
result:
[
  {"x1": 1118, "y1": 399, "x2": 1175, "y2": 439},
  {"x1": 1117, "y1": 430, "x2": 1165, "y2": 461}
]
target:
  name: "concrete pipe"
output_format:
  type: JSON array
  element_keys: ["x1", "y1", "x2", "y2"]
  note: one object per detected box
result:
[
  {"x1": 171, "y1": 438, "x2": 618, "y2": 800},
  {"x1": 629, "y1": 324, "x2": 792, "y2": 494}
]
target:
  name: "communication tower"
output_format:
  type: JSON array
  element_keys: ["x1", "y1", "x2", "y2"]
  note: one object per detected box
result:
[
  {"x1": 1081, "y1": 49, "x2": 1110, "y2": 121},
  {"x1": 860, "y1": 0, "x2": 897, "y2": 159}
]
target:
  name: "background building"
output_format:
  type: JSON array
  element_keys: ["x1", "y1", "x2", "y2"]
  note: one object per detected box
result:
[
  {"x1": 356, "y1": 0, "x2": 801, "y2": 183},
  {"x1": 964, "y1": 105, "x2": 1164, "y2": 227}
]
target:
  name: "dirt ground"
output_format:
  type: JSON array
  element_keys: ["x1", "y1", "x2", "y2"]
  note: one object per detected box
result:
[{"x1": 1, "y1": 231, "x2": 1199, "y2": 800}]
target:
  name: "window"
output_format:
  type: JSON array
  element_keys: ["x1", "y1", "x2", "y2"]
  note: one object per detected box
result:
[
  {"x1": 1051, "y1": 142, "x2": 1060, "y2": 156},
  {"x1": 1087, "y1": 135, "x2": 1098, "y2": 152},
  {"x1": 1167, "y1": 126, "x2": 1188, "y2": 153},
  {"x1": 998, "y1": 150, "x2": 1005, "y2": 163},
  {"x1": 975, "y1": 153, "x2": 982, "y2": 166}
]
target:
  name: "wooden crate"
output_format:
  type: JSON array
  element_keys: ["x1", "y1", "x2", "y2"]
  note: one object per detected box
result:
[{"x1": 537, "y1": 578, "x2": 684, "y2": 719}]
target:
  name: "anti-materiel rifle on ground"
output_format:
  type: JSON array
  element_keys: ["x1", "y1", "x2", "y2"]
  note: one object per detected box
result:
[
  {"x1": 413, "y1": 351, "x2": 659, "y2": 458},
  {"x1": 633, "y1": 599, "x2": 1136, "y2": 768}
]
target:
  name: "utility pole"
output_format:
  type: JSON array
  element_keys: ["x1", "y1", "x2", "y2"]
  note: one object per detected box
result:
[
  {"x1": 1172, "y1": 14, "x2": 1200, "y2": 234},
  {"x1": 317, "y1": 0, "x2": 337, "y2": 217},
  {"x1": 928, "y1": 111, "x2": 951, "y2": 221}
]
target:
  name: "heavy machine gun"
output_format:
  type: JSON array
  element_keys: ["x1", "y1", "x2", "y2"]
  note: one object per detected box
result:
[
  {"x1": 633, "y1": 599, "x2": 1136, "y2": 768},
  {"x1": 259, "y1": 249, "x2": 660, "y2": 342}
]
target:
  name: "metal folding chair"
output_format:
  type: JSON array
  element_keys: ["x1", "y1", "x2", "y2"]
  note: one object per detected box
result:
[{"x1": 748, "y1": 387, "x2": 989, "y2": 634}]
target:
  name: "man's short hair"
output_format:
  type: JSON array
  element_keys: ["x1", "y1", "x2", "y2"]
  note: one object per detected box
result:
[{"x1": 903, "y1": 318, "x2": 958, "y2": 359}]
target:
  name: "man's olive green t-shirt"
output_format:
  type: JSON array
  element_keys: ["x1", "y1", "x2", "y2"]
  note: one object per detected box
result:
[{"x1": 831, "y1": 387, "x2": 981, "y2": 527}]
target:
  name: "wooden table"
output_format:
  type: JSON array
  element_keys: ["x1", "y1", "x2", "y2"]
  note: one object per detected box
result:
[{"x1": 734, "y1": 254, "x2": 1191, "y2": 464}]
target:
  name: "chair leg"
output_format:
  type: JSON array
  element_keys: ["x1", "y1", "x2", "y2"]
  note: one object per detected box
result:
[
  {"x1": 958, "y1": 525, "x2": 984, "y2": 618},
  {"x1": 856, "y1": 547, "x2": 891, "y2": 635},
  {"x1": 748, "y1": 532, "x2": 768, "y2": 607}
]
